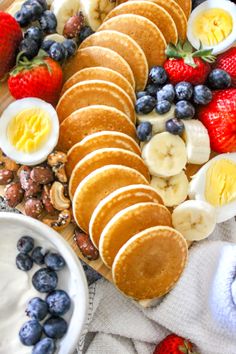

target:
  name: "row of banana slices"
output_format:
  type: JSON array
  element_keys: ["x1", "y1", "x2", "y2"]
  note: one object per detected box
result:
[
  {"x1": 8, "y1": 0, "x2": 116, "y2": 35},
  {"x1": 138, "y1": 108, "x2": 217, "y2": 242}
]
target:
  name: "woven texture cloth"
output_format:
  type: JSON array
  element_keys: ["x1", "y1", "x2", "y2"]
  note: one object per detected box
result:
[{"x1": 78, "y1": 218, "x2": 236, "y2": 354}]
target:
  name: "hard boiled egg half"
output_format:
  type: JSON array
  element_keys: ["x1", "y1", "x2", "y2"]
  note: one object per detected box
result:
[
  {"x1": 189, "y1": 153, "x2": 236, "y2": 223},
  {"x1": 187, "y1": 0, "x2": 236, "y2": 55},
  {"x1": 0, "y1": 98, "x2": 59, "y2": 165}
]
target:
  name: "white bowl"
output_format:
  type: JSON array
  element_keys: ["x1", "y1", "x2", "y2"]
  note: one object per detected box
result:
[{"x1": 0, "y1": 212, "x2": 88, "y2": 354}]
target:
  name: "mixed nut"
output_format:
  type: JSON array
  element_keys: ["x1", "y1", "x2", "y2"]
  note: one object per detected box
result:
[{"x1": 0, "y1": 150, "x2": 71, "y2": 231}]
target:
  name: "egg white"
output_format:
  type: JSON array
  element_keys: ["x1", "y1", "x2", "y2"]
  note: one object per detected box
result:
[
  {"x1": 189, "y1": 153, "x2": 236, "y2": 223},
  {"x1": 187, "y1": 0, "x2": 236, "y2": 55},
  {"x1": 0, "y1": 98, "x2": 59, "y2": 166}
]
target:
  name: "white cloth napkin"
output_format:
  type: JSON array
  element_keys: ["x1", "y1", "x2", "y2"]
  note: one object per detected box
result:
[{"x1": 78, "y1": 218, "x2": 236, "y2": 354}]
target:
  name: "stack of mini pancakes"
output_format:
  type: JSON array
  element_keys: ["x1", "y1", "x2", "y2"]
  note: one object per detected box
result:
[{"x1": 56, "y1": 0, "x2": 191, "y2": 300}]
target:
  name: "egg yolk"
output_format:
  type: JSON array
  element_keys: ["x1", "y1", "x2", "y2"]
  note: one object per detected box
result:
[
  {"x1": 193, "y1": 8, "x2": 233, "y2": 46},
  {"x1": 7, "y1": 108, "x2": 51, "y2": 153},
  {"x1": 205, "y1": 159, "x2": 236, "y2": 206}
]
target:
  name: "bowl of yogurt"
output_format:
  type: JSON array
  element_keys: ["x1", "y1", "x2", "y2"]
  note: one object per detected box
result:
[{"x1": 0, "y1": 212, "x2": 88, "y2": 354}]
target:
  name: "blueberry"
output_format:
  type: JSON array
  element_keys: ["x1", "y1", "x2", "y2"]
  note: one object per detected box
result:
[
  {"x1": 136, "y1": 91, "x2": 147, "y2": 99},
  {"x1": 155, "y1": 100, "x2": 171, "y2": 115},
  {"x1": 23, "y1": 0, "x2": 43, "y2": 21},
  {"x1": 78, "y1": 26, "x2": 94, "y2": 44},
  {"x1": 175, "y1": 82, "x2": 193, "y2": 101},
  {"x1": 136, "y1": 122, "x2": 152, "y2": 142},
  {"x1": 17, "y1": 236, "x2": 34, "y2": 254},
  {"x1": 145, "y1": 83, "x2": 162, "y2": 97},
  {"x1": 44, "y1": 252, "x2": 66, "y2": 271},
  {"x1": 36, "y1": 0, "x2": 48, "y2": 11},
  {"x1": 149, "y1": 66, "x2": 168, "y2": 85},
  {"x1": 135, "y1": 95, "x2": 156, "y2": 114},
  {"x1": 41, "y1": 39, "x2": 55, "y2": 52},
  {"x1": 19, "y1": 38, "x2": 39, "y2": 59},
  {"x1": 193, "y1": 85, "x2": 212, "y2": 105},
  {"x1": 62, "y1": 39, "x2": 77, "y2": 58},
  {"x1": 166, "y1": 118, "x2": 185, "y2": 135},
  {"x1": 46, "y1": 290, "x2": 71, "y2": 316},
  {"x1": 33, "y1": 338, "x2": 56, "y2": 354},
  {"x1": 26, "y1": 297, "x2": 48, "y2": 321},
  {"x1": 43, "y1": 316, "x2": 68, "y2": 339},
  {"x1": 32, "y1": 268, "x2": 58, "y2": 293},
  {"x1": 39, "y1": 10, "x2": 57, "y2": 34},
  {"x1": 19, "y1": 320, "x2": 42, "y2": 346},
  {"x1": 16, "y1": 253, "x2": 33, "y2": 271},
  {"x1": 24, "y1": 27, "x2": 43, "y2": 45},
  {"x1": 175, "y1": 100, "x2": 195, "y2": 119},
  {"x1": 49, "y1": 43, "x2": 67, "y2": 62},
  {"x1": 157, "y1": 84, "x2": 175, "y2": 103},
  {"x1": 208, "y1": 69, "x2": 231, "y2": 90},
  {"x1": 15, "y1": 10, "x2": 31, "y2": 27},
  {"x1": 32, "y1": 246, "x2": 47, "y2": 265}
]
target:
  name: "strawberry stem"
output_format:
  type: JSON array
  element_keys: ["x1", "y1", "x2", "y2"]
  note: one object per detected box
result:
[{"x1": 10, "y1": 50, "x2": 50, "y2": 76}]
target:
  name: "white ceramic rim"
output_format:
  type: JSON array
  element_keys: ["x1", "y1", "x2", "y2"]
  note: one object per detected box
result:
[
  {"x1": 0, "y1": 212, "x2": 88, "y2": 354},
  {"x1": 187, "y1": 0, "x2": 236, "y2": 55}
]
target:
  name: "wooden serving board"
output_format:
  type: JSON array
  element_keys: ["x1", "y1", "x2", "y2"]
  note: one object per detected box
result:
[{"x1": 0, "y1": 1, "x2": 202, "y2": 285}]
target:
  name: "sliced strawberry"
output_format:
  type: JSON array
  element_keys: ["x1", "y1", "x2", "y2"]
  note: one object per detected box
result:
[{"x1": 198, "y1": 89, "x2": 236, "y2": 153}]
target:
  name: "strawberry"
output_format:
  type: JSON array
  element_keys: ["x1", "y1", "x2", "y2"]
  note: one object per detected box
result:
[
  {"x1": 8, "y1": 50, "x2": 63, "y2": 106},
  {"x1": 198, "y1": 88, "x2": 236, "y2": 153},
  {"x1": 153, "y1": 334, "x2": 199, "y2": 354},
  {"x1": 0, "y1": 12, "x2": 22, "y2": 79},
  {"x1": 164, "y1": 41, "x2": 215, "y2": 85},
  {"x1": 214, "y1": 47, "x2": 236, "y2": 87}
]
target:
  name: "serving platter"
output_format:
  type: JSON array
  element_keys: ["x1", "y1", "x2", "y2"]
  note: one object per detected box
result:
[{"x1": 0, "y1": 0, "x2": 202, "y2": 285}]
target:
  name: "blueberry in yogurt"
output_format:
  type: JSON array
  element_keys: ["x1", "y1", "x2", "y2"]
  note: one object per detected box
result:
[
  {"x1": 32, "y1": 338, "x2": 56, "y2": 354},
  {"x1": 32, "y1": 246, "x2": 47, "y2": 265},
  {"x1": 26, "y1": 297, "x2": 48, "y2": 321},
  {"x1": 32, "y1": 268, "x2": 58, "y2": 293},
  {"x1": 44, "y1": 252, "x2": 66, "y2": 271},
  {"x1": 19, "y1": 320, "x2": 42, "y2": 346},
  {"x1": 43, "y1": 316, "x2": 68, "y2": 339},
  {"x1": 46, "y1": 290, "x2": 71, "y2": 316},
  {"x1": 17, "y1": 236, "x2": 34, "y2": 254},
  {"x1": 16, "y1": 253, "x2": 33, "y2": 271}
]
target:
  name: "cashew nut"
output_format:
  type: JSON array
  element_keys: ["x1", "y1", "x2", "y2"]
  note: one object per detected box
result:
[
  {"x1": 0, "y1": 150, "x2": 19, "y2": 171},
  {"x1": 43, "y1": 209, "x2": 71, "y2": 231},
  {"x1": 50, "y1": 181, "x2": 71, "y2": 211},
  {"x1": 47, "y1": 151, "x2": 68, "y2": 183}
]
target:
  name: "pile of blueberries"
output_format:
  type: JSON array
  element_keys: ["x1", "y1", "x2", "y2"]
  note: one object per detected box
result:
[
  {"x1": 16, "y1": 236, "x2": 71, "y2": 354},
  {"x1": 136, "y1": 66, "x2": 232, "y2": 141},
  {"x1": 14, "y1": 0, "x2": 93, "y2": 62}
]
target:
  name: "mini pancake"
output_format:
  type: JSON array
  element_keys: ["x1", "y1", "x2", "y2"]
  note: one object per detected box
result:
[
  {"x1": 58, "y1": 106, "x2": 137, "y2": 152},
  {"x1": 174, "y1": 0, "x2": 191, "y2": 18},
  {"x1": 99, "y1": 202, "x2": 172, "y2": 268},
  {"x1": 73, "y1": 165, "x2": 149, "y2": 233},
  {"x1": 105, "y1": 1, "x2": 178, "y2": 45},
  {"x1": 66, "y1": 131, "x2": 141, "y2": 177},
  {"x1": 63, "y1": 46, "x2": 135, "y2": 86},
  {"x1": 89, "y1": 184, "x2": 163, "y2": 248},
  {"x1": 56, "y1": 80, "x2": 135, "y2": 123},
  {"x1": 69, "y1": 148, "x2": 150, "y2": 198},
  {"x1": 61, "y1": 67, "x2": 135, "y2": 103},
  {"x1": 140, "y1": 0, "x2": 187, "y2": 41},
  {"x1": 112, "y1": 226, "x2": 188, "y2": 300},
  {"x1": 80, "y1": 30, "x2": 148, "y2": 91},
  {"x1": 98, "y1": 14, "x2": 167, "y2": 68}
]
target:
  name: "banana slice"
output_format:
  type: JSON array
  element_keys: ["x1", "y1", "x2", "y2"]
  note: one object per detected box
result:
[
  {"x1": 172, "y1": 200, "x2": 216, "y2": 241},
  {"x1": 80, "y1": 0, "x2": 116, "y2": 31},
  {"x1": 45, "y1": 34, "x2": 65, "y2": 42},
  {"x1": 142, "y1": 132, "x2": 187, "y2": 177},
  {"x1": 151, "y1": 171, "x2": 189, "y2": 207},
  {"x1": 51, "y1": 0, "x2": 80, "y2": 34},
  {"x1": 182, "y1": 119, "x2": 211, "y2": 165},
  {"x1": 137, "y1": 106, "x2": 175, "y2": 134}
]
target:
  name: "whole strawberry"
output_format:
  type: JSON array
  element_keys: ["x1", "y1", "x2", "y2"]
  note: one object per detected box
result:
[
  {"x1": 8, "y1": 50, "x2": 63, "y2": 105},
  {"x1": 164, "y1": 41, "x2": 215, "y2": 85},
  {"x1": 214, "y1": 47, "x2": 236, "y2": 87},
  {"x1": 153, "y1": 334, "x2": 199, "y2": 354},
  {"x1": 0, "y1": 12, "x2": 22, "y2": 79},
  {"x1": 198, "y1": 88, "x2": 236, "y2": 153}
]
